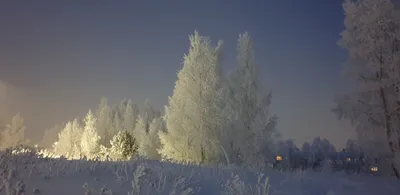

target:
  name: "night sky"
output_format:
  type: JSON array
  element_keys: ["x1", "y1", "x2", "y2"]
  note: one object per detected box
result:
[{"x1": 0, "y1": 0, "x2": 354, "y2": 147}]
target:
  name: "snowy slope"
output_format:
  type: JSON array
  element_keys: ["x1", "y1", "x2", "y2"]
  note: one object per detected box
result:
[{"x1": 1, "y1": 153, "x2": 399, "y2": 195}]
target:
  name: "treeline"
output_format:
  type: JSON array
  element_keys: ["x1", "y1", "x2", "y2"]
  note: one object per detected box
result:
[{"x1": 0, "y1": 32, "x2": 279, "y2": 169}]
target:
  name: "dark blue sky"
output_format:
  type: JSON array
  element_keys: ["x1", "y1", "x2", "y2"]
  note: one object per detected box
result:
[{"x1": 0, "y1": 0, "x2": 354, "y2": 147}]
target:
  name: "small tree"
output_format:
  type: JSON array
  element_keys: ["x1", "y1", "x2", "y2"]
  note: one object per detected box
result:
[
  {"x1": 0, "y1": 113, "x2": 26, "y2": 149},
  {"x1": 95, "y1": 97, "x2": 113, "y2": 146},
  {"x1": 40, "y1": 124, "x2": 62, "y2": 149},
  {"x1": 109, "y1": 130, "x2": 138, "y2": 160},
  {"x1": 81, "y1": 110, "x2": 100, "y2": 159},
  {"x1": 134, "y1": 115, "x2": 147, "y2": 147},
  {"x1": 124, "y1": 98, "x2": 138, "y2": 134},
  {"x1": 54, "y1": 119, "x2": 83, "y2": 158},
  {"x1": 54, "y1": 121, "x2": 73, "y2": 157},
  {"x1": 138, "y1": 117, "x2": 164, "y2": 160}
]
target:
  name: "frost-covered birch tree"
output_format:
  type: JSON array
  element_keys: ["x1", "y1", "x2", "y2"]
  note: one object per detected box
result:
[
  {"x1": 138, "y1": 116, "x2": 164, "y2": 160},
  {"x1": 224, "y1": 32, "x2": 278, "y2": 167},
  {"x1": 0, "y1": 113, "x2": 26, "y2": 149},
  {"x1": 159, "y1": 31, "x2": 225, "y2": 164},
  {"x1": 134, "y1": 115, "x2": 146, "y2": 145},
  {"x1": 96, "y1": 97, "x2": 113, "y2": 146},
  {"x1": 54, "y1": 121, "x2": 74, "y2": 157},
  {"x1": 113, "y1": 112, "x2": 123, "y2": 133},
  {"x1": 140, "y1": 99, "x2": 159, "y2": 133},
  {"x1": 333, "y1": 0, "x2": 400, "y2": 178},
  {"x1": 40, "y1": 124, "x2": 62, "y2": 149},
  {"x1": 81, "y1": 110, "x2": 100, "y2": 159},
  {"x1": 54, "y1": 119, "x2": 82, "y2": 158},
  {"x1": 124, "y1": 98, "x2": 138, "y2": 135}
]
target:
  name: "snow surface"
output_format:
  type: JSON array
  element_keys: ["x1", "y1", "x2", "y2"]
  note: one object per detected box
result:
[{"x1": 2, "y1": 154, "x2": 400, "y2": 195}]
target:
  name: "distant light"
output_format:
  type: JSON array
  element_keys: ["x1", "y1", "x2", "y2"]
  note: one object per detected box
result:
[
  {"x1": 370, "y1": 166, "x2": 378, "y2": 172},
  {"x1": 346, "y1": 157, "x2": 351, "y2": 162},
  {"x1": 276, "y1": 155, "x2": 282, "y2": 161},
  {"x1": 34, "y1": 144, "x2": 38, "y2": 148}
]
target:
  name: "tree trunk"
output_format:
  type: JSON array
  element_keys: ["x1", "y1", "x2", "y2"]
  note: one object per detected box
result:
[{"x1": 379, "y1": 87, "x2": 400, "y2": 178}]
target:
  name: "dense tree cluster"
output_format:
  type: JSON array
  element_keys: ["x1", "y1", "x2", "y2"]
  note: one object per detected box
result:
[{"x1": 0, "y1": 31, "x2": 279, "y2": 169}]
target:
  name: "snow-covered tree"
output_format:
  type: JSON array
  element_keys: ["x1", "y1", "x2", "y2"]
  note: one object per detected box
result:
[
  {"x1": 138, "y1": 116, "x2": 164, "y2": 160},
  {"x1": 0, "y1": 113, "x2": 26, "y2": 149},
  {"x1": 159, "y1": 31, "x2": 225, "y2": 164},
  {"x1": 301, "y1": 142, "x2": 311, "y2": 153},
  {"x1": 303, "y1": 137, "x2": 336, "y2": 165},
  {"x1": 333, "y1": 0, "x2": 400, "y2": 178},
  {"x1": 276, "y1": 139, "x2": 299, "y2": 157},
  {"x1": 81, "y1": 110, "x2": 100, "y2": 159},
  {"x1": 345, "y1": 139, "x2": 359, "y2": 154},
  {"x1": 357, "y1": 122, "x2": 389, "y2": 161},
  {"x1": 95, "y1": 97, "x2": 113, "y2": 146},
  {"x1": 54, "y1": 121, "x2": 73, "y2": 156},
  {"x1": 115, "y1": 110, "x2": 123, "y2": 131},
  {"x1": 54, "y1": 119, "x2": 82, "y2": 158},
  {"x1": 136, "y1": 99, "x2": 159, "y2": 134},
  {"x1": 133, "y1": 115, "x2": 146, "y2": 145},
  {"x1": 223, "y1": 32, "x2": 278, "y2": 167},
  {"x1": 108, "y1": 130, "x2": 138, "y2": 161},
  {"x1": 109, "y1": 99, "x2": 132, "y2": 138},
  {"x1": 309, "y1": 137, "x2": 336, "y2": 155},
  {"x1": 71, "y1": 119, "x2": 83, "y2": 155},
  {"x1": 118, "y1": 99, "x2": 128, "y2": 117},
  {"x1": 40, "y1": 124, "x2": 62, "y2": 149},
  {"x1": 143, "y1": 99, "x2": 159, "y2": 122},
  {"x1": 124, "y1": 98, "x2": 138, "y2": 134}
]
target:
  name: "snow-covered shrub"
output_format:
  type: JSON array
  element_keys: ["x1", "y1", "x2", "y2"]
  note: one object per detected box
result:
[
  {"x1": 108, "y1": 131, "x2": 138, "y2": 161},
  {"x1": 126, "y1": 162, "x2": 195, "y2": 195},
  {"x1": 112, "y1": 162, "x2": 130, "y2": 185},
  {"x1": 128, "y1": 164, "x2": 149, "y2": 195},
  {"x1": 221, "y1": 173, "x2": 270, "y2": 195},
  {"x1": 37, "y1": 149, "x2": 59, "y2": 159},
  {"x1": 11, "y1": 146, "x2": 32, "y2": 155},
  {"x1": 82, "y1": 182, "x2": 93, "y2": 195},
  {"x1": 0, "y1": 149, "x2": 23, "y2": 195}
]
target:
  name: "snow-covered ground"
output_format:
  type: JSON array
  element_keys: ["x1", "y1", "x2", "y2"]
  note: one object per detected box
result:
[{"x1": 2, "y1": 153, "x2": 399, "y2": 195}]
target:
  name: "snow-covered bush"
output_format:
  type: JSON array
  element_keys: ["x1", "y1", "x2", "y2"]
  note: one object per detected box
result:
[
  {"x1": 107, "y1": 131, "x2": 138, "y2": 161},
  {"x1": 221, "y1": 173, "x2": 270, "y2": 195},
  {"x1": 37, "y1": 149, "x2": 59, "y2": 159}
]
